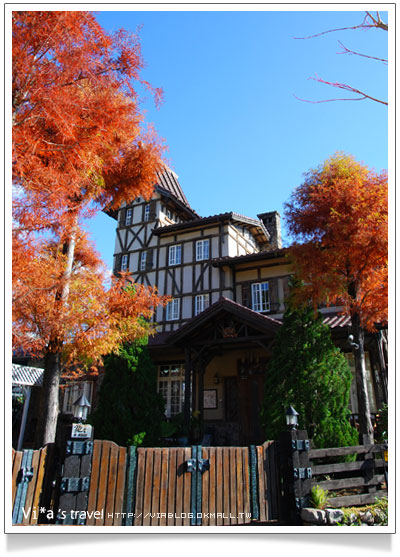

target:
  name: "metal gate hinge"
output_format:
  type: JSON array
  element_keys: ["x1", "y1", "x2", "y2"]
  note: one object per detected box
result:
[
  {"x1": 60, "y1": 476, "x2": 90, "y2": 493},
  {"x1": 293, "y1": 467, "x2": 312, "y2": 480},
  {"x1": 295, "y1": 496, "x2": 309, "y2": 509},
  {"x1": 291, "y1": 439, "x2": 310, "y2": 452},
  {"x1": 17, "y1": 467, "x2": 34, "y2": 484},
  {"x1": 66, "y1": 440, "x2": 93, "y2": 456},
  {"x1": 185, "y1": 458, "x2": 210, "y2": 474}
]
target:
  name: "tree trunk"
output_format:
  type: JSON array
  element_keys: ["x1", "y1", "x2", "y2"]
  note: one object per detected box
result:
[
  {"x1": 35, "y1": 219, "x2": 78, "y2": 447},
  {"x1": 351, "y1": 311, "x2": 374, "y2": 444}
]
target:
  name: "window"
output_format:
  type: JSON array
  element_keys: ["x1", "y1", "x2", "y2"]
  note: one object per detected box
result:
[
  {"x1": 251, "y1": 282, "x2": 270, "y2": 312},
  {"x1": 62, "y1": 382, "x2": 93, "y2": 415},
  {"x1": 166, "y1": 298, "x2": 180, "y2": 321},
  {"x1": 168, "y1": 244, "x2": 182, "y2": 266},
  {"x1": 125, "y1": 208, "x2": 133, "y2": 226},
  {"x1": 195, "y1": 294, "x2": 210, "y2": 316},
  {"x1": 121, "y1": 254, "x2": 129, "y2": 272},
  {"x1": 144, "y1": 204, "x2": 150, "y2": 221},
  {"x1": 140, "y1": 251, "x2": 147, "y2": 271},
  {"x1": 157, "y1": 364, "x2": 185, "y2": 418},
  {"x1": 196, "y1": 239, "x2": 209, "y2": 261}
]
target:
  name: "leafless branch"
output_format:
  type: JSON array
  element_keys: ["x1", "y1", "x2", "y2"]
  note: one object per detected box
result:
[
  {"x1": 294, "y1": 11, "x2": 388, "y2": 40},
  {"x1": 337, "y1": 40, "x2": 388, "y2": 64}
]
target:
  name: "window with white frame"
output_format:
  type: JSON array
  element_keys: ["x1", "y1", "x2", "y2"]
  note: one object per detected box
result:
[
  {"x1": 140, "y1": 251, "x2": 147, "y2": 271},
  {"x1": 121, "y1": 254, "x2": 129, "y2": 272},
  {"x1": 125, "y1": 208, "x2": 133, "y2": 226},
  {"x1": 251, "y1": 282, "x2": 270, "y2": 312},
  {"x1": 62, "y1": 382, "x2": 93, "y2": 415},
  {"x1": 157, "y1": 364, "x2": 185, "y2": 418},
  {"x1": 195, "y1": 294, "x2": 210, "y2": 316},
  {"x1": 166, "y1": 298, "x2": 180, "y2": 321},
  {"x1": 196, "y1": 239, "x2": 209, "y2": 261},
  {"x1": 168, "y1": 244, "x2": 182, "y2": 266},
  {"x1": 144, "y1": 204, "x2": 151, "y2": 221}
]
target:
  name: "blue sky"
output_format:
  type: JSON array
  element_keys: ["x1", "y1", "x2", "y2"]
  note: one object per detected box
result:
[{"x1": 85, "y1": 8, "x2": 388, "y2": 271}]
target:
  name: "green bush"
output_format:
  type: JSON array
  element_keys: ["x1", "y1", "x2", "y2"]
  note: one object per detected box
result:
[{"x1": 309, "y1": 485, "x2": 329, "y2": 510}]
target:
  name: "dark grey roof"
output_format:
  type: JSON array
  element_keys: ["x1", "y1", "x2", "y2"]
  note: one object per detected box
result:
[
  {"x1": 212, "y1": 248, "x2": 288, "y2": 266},
  {"x1": 155, "y1": 167, "x2": 198, "y2": 217},
  {"x1": 153, "y1": 211, "x2": 271, "y2": 245}
]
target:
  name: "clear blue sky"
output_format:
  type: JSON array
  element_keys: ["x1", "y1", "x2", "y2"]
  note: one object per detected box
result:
[{"x1": 85, "y1": 9, "x2": 388, "y2": 271}]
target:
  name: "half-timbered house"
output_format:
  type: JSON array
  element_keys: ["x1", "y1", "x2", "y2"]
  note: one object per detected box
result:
[{"x1": 110, "y1": 167, "x2": 387, "y2": 446}]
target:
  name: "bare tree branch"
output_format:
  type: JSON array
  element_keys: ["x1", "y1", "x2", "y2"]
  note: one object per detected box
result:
[
  {"x1": 294, "y1": 11, "x2": 387, "y2": 40},
  {"x1": 337, "y1": 40, "x2": 388, "y2": 64}
]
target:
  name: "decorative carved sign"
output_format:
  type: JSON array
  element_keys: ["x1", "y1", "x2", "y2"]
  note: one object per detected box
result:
[{"x1": 221, "y1": 326, "x2": 237, "y2": 338}]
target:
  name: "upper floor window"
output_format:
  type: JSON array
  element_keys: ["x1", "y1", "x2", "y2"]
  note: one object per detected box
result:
[
  {"x1": 121, "y1": 254, "x2": 129, "y2": 272},
  {"x1": 196, "y1": 239, "x2": 209, "y2": 261},
  {"x1": 62, "y1": 382, "x2": 93, "y2": 415},
  {"x1": 251, "y1": 282, "x2": 270, "y2": 312},
  {"x1": 168, "y1": 244, "x2": 182, "y2": 266},
  {"x1": 195, "y1": 294, "x2": 210, "y2": 316},
  {"x1": 166, "y1": 298, "x2": 180, "y2": 321},
  {"x1": 125, "y1": 208, "x2": 133, "y2": 226},
  {"x1": 140, "y1": 251, "x2": 147, "y2": 271},
  {"x1": 144, "y1": 204, "x2": 151, "y2": 221}
]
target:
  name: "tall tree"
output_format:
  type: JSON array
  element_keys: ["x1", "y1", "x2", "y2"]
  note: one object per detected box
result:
[
  {"x1": 12, "y1": 11, "x2": 166, "y2": 446},
  {"x1": 285, "y1": 153, "x2": 387, "y2": 443},
  {"x1": 260, "y1": 304, "x2": 358, "y2": 449}
]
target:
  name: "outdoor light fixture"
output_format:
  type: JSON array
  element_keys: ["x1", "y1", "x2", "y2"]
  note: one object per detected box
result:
[
  {"x1": 348, "y1": 334, "x2": 360, "y2": 350},
  {"x1": 72, "y1": 393, "x2": 91, "y2": 423},
  {"x1": 285, "y1": 405, "x2": 299, "y2": 430}
]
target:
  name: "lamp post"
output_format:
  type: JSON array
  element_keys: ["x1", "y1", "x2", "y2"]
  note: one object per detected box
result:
[{"x1": 72, "y1": 394, "x2": 91, "y2": 423}]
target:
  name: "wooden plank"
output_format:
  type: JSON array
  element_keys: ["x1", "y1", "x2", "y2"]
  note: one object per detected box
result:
[
  {"x1": 312, "y1": 474, "x2": 386, "y2": 492},
  {"x1": 327, "y1": 490, "x2": 388, "y2": 508},
  {"x1": 86, "y1": 441, "x2": 102, "y2": 525},
  {"x1": 12, "y1": 450, "x2": 23, "y2": 509},
  {"x1": 142, "y1": 448, "x2": 154, "y2": 526},
  {"x1": 30, "y1": 448, "x2": 48, "y2": 525},
  {"x1": 202, "y1": 447, "x2": 210, "y2": 526},
  {"x1": 257, "y1": 445, "x2": 267, "y2": 523},
  {"x1": 95, "y1": 441, "x2": 111, "y2": 526},
  {"x1": 229, "y1": 448, "x2": 237, "y2": 525},
  {"x1": 236, "y1": 448, "x2": 244, "y2": 523},
  {"x1": 313, "y1": 459, "x2": 383, "y2": 475},
  {"x1": 223, "y1": 448, "x2": 230, "y2": 525},
  {"x1": 243, "y1": 447, "x2": 251, "y2": 522},
  {"x1": 268, "y1": 441, "x2": 280, "y2": 521},
  {"x1": 182, "y1": 447, "x2": 192, "y2": 526},
  {"x1": 309, "y1": 444, "x2": 387, "y2": 459},
  {"x1": 207, "y1": 447, "x2": 216, "y2": 526},
  {"x1": 113, "y1": 447, "x2": 127, "y2": 525},
  {"x1": 134, "y1": 448, "x2": 146, "y2": 526},
  {"x1": 104, "y1": 443, "x2": 119, "y2": 525},
  {"x1": 159, "y1": 448, "x2": 169, "y2": 526},
  {"x1": 174, "y1": 448, "x2": 184, "y2": 526},
  {"x1": 151, "y1": 449, "x2": 162, "y2": 525},
  {"x1": 167, "y1": 448, "x2": 177, "y2": 526}
]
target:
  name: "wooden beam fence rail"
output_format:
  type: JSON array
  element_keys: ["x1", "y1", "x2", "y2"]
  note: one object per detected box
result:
[{"x1": 308, "y1": 442, "x2": 388, "y2": 509}]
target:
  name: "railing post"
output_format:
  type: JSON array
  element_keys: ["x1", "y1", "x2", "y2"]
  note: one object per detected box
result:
[
  {"x1": 279, "y1": 429, "x2": 311, "y2": 525},
  {"x1": 56, "y1": 423, "x2": 94, "y2": 525}
]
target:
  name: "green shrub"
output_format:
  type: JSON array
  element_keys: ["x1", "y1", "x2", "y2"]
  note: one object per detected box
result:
[{"x1": 309, "y1": 485, "x2": 329, "y2": 510}]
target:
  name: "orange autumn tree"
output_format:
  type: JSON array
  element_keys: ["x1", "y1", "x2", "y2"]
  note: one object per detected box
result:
[
  {"x1": 285, "y1": 153, "x2": 388, "y2": 443},
  {"x1": 12, "y1": 11, "x2": 166, "y2": 446}
]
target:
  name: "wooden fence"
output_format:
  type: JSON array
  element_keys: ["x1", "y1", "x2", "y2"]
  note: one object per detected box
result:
[{"x1": 309, "y1": 443, "x2": 388, "y2": 508}]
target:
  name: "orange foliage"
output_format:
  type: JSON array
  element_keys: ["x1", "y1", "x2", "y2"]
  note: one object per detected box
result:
[
  {"x1": 12, "y1": 12, "x2": 167, "y2": 372},
  {"x1": 285, "y1": 153, "x2": 388, "y2": 331}
]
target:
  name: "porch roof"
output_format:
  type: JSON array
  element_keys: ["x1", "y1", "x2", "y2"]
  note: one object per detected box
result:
[
  {"x1": 165, "y1": 297, "x2": 282, "y2": 346},
  {"x1": 12, "y1": 363, "x2": 44, "y2": 387}
]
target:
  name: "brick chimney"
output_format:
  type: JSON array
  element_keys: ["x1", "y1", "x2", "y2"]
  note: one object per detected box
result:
[{"x1": 257, "y1": 211, "x2": 282, "y2": 250}]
